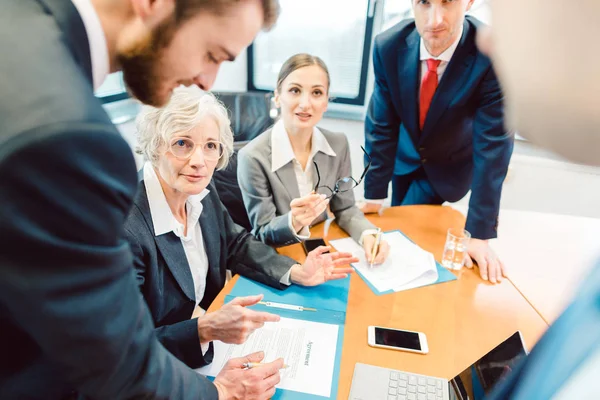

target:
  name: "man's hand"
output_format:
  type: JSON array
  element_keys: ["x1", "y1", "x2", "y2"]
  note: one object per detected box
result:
[
  {"x1": 465, "y1": 239, "x2": 507, "y2": 284},
  {"x1": 358, "y1": 201, "x2": 382, "y2": 214},
  {"x1": 214, "y1": 351, "x2": 283, "y2": 400},
  {"x1": 362, "y1": 235, "x2": 390, "y2": 265},
  {"x1": 290, "y1": 246, "x2": 358, "y2": 286},
  {"x1": 198, "y1": 295, "x2": 280, "y2": 345},
  {"x1": 290, "y1": 194, "x2": 329, "y2": 232}
]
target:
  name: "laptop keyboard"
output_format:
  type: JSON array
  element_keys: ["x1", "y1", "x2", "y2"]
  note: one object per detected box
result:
[{"x1": 387, "y1": 370, "x2": 445, "y2": 400}]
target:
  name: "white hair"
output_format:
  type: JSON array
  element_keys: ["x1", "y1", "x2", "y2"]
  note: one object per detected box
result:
[{"x1": 135, "y1": 86, "x2": 234, "y2": 170}]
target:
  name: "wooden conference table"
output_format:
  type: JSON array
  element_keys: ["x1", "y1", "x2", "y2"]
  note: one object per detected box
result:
[{"x1": 207, "y1": 205, "x2": 549, "y2": 399}]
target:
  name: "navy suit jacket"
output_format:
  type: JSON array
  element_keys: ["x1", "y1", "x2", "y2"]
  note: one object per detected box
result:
[
  {"x1": 124, "y1": 181, "x2": 296, "y2": 369},
  {"x1": 486, "y1": 259, "x2": 600, "y2": 399},
  {"x1": 0, "y1": 0, "x2": 217, "y2": 398},
  {"x1": 364, "y1": 17, "x2": 514, "y2": 239}
]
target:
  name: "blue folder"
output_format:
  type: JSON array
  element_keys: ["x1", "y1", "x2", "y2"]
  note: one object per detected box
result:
[
  {"x1": 223, "y1": 275, "x2": 351, "y2": 399},
  {"x1": 334, "y1": 229, "x2": 457, "y2": 296}
]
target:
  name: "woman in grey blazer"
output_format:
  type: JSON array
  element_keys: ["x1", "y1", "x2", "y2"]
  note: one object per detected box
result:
[{"x1": 238, "y1": 54, "x2": 390, "y2": 263}]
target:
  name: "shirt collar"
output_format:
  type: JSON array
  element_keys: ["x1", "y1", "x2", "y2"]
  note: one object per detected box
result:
[
  {"x1": 71, "y1": 0, "x2": 110, "y2": 90},
  {"x1": 270, "y1": 119, "x2": 336, "y2": 173},
  {"x1": 143, "y1": 162, "x2": 210, "y2": 237},
  {"x1": 419, "y1": 24, "x2": 464, "y2": 62}
]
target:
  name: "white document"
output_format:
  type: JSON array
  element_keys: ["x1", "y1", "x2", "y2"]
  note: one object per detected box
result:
[
  {"x1": 330, "y1": 231, "x2": 438, "y2": 293},
  {"x1": 196, "y1": 317, "x2": 339, "y2": 398}
]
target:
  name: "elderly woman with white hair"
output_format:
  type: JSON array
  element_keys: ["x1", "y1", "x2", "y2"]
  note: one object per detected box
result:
[{"x1": 124, "y1": 87, "x2": 356, "y2": 369}]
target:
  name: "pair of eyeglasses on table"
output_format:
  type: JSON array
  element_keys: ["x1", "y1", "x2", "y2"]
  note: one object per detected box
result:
[{"x1": 312, "y1": 146, "x2": 372, "y2": 199}]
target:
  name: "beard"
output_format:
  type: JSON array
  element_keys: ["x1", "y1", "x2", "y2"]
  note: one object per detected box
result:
[{"x1": 117, "y1": 21, "x2": 177, "y2": 107}]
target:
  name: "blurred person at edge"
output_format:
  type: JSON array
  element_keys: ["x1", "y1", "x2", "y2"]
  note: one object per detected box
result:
[{"x1": 480, "y1": 1, "x2": 600, "y2": 399}]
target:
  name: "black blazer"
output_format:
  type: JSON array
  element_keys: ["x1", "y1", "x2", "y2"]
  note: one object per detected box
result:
[
  {"x1": 0, "y1": 0, "x2": 217, "y2": 398},
  {"x1": 364, "y1": 17, "x2": 514, "y2": 239},
  {"x1": 124, "y1": 181, "x2": 296, "y2": 368}
]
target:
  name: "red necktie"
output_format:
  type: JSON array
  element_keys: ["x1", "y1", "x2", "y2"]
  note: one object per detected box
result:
[{"x1": 419, "y1": 59, "x2": 441, "y2": 130}]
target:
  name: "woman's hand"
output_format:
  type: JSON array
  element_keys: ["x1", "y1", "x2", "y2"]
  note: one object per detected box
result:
[
  {"x1": 197, "y1": 294, "x2": 280, "y2": 345},
  {"x1": 362, "y1": 235, "x2": 390, "y2": 265},
  {"x1": 290, "y1": 246, "x2": 358, "y2": 286},
  {"x1": 290, "y1": 193, "x2": 329, "y2": 232}
]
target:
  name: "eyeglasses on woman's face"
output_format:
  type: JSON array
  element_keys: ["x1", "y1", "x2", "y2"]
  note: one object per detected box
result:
[{"x1": 168, "y1": 137, "x2": 224, "y2": 161}]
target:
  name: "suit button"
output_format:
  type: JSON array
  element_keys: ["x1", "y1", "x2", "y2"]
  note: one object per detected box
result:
[
  {"x1": 421, "y1": 158, "x2": 428, "y2": 164},
  {"x1": 419, "y1": 147, "x2": 426, "y2": 152}
]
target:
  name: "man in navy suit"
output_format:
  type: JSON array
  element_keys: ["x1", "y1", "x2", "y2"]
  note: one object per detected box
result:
[
  {"x1": 0, "y1": 0, "x2": 283, "y2": 399},
  {"x1": 478, "y1": 1, "x2": 600, "y2": 398},
  {"x1": 361, "y1": 0, "x2": 513, "y2": 284}
]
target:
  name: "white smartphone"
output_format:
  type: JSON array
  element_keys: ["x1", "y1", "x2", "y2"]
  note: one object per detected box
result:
[{"x1": 367, "y1": 326, "x2": 429, "y2": 354}]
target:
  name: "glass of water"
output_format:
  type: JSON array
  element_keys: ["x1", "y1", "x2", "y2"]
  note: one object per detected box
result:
[{"x1": 441, "y1": 228, "x2": 471, "y2": 270}]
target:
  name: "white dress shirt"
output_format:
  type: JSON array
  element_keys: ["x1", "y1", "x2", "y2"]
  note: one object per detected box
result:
[
  {"x1": 143, "y1": 163, "x2": 211, "y2": 354},
  {"x1": 367, "y1": 26, "x2": 464, "y2": 204},
  {"x1": 71, "y1": 0, "x2": 110, "y2": 90},
  {"x1": 271, "y1": 120, "x2": 336, "y2": 239}
]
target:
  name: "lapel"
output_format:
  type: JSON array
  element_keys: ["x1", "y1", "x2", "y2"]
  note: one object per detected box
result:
[
  {"x1": 421, "y1": 20, "x2": 477, "y2": 142},
  {"x1": 313, "y1": 151, "x2": 338, "y2": 189},
  {"x1": 37, "y1": 0, "x2": 93, "y2": 86},
  {"x1": 398, "y1": 29, "x2": 421, "y2": 144},
  {"x1": 198, "y1": 195, "x2": 221, "y2": 284},
  {"x1": 137, "y1": 183, "x2": 195, "y2": 302},
  {"x1": 274, "y1": 162, "x2": 301, "y2": 202}
]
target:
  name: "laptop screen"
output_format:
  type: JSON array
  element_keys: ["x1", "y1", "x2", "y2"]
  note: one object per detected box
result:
[{"x1": 449, "y1": 331, "x2": 527, "y2": 400}]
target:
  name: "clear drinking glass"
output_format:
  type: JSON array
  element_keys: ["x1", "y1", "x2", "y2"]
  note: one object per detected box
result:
[{"x1": 441, "y1": 228, "x2": 471, "y2": 270}]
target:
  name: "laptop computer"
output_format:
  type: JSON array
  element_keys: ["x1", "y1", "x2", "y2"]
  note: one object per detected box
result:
[{"x1": 349, "y1": 331, "x2": 527, "y2": 400}]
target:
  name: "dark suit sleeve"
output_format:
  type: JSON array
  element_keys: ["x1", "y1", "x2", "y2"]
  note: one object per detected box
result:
[
  {"x1": 364, "y1": 38, "x2": 402, "y2": 200},
  {"x1": 466, "y1": 67, "x2": 514, "y2": 239},
  {"x1": 125, "y1": 226, "x2": 213, "y2": 369},
  {"x1": 215, "y1": 193, "x2": 296, "y2": 289},
  {"x1": 0, "y1": 125, "x2": 217, "y2": 399}
]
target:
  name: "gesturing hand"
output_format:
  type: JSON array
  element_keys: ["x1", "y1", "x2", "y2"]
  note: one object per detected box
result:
[
  {"x1": 198, "y1": 294, "x2": 280, "y2": 345},
  {"x1": 291, "y1": 246, "x2": 358, "y2": 286}
]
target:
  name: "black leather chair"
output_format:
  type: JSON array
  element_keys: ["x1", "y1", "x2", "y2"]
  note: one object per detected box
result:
[{"x1": 212, "y1": 91, "x2": 275, "y2": 231}]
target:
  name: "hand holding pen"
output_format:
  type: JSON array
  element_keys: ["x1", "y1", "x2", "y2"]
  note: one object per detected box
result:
[
  {"x1": 214, "y1": 351, "x2": 283, "y2": 400},
  {"x1": 364, "y1": 228, "x2": 390, "y2": 267}
]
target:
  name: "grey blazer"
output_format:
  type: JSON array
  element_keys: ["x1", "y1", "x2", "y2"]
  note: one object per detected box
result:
[{"x1": 238, "y1": 126, "x2": 375, "y2": 246}]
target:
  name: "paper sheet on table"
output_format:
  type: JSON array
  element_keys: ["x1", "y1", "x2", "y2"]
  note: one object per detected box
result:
[
  {"x1": 330, "y1": 231, "x2": 438, "y2": 293},
  {"x1": 196, "y1": 317, "x2": 339, "y2": 398}
]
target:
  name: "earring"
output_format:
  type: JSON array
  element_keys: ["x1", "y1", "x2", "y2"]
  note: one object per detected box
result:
[{"x1": 269, "y1": 96, "x2": 279, "y2": 119}]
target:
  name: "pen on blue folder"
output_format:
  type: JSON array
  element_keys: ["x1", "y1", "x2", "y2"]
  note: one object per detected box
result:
[
  {"x1": 369, "y1": 228, "x2": 382, "y2": 268},
  {"x1": 243, "y1": 362, "x2": 290, "y2": 370},
  {"x1": 258, "y1": 301, "x2": 317, "y2": 312}
]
